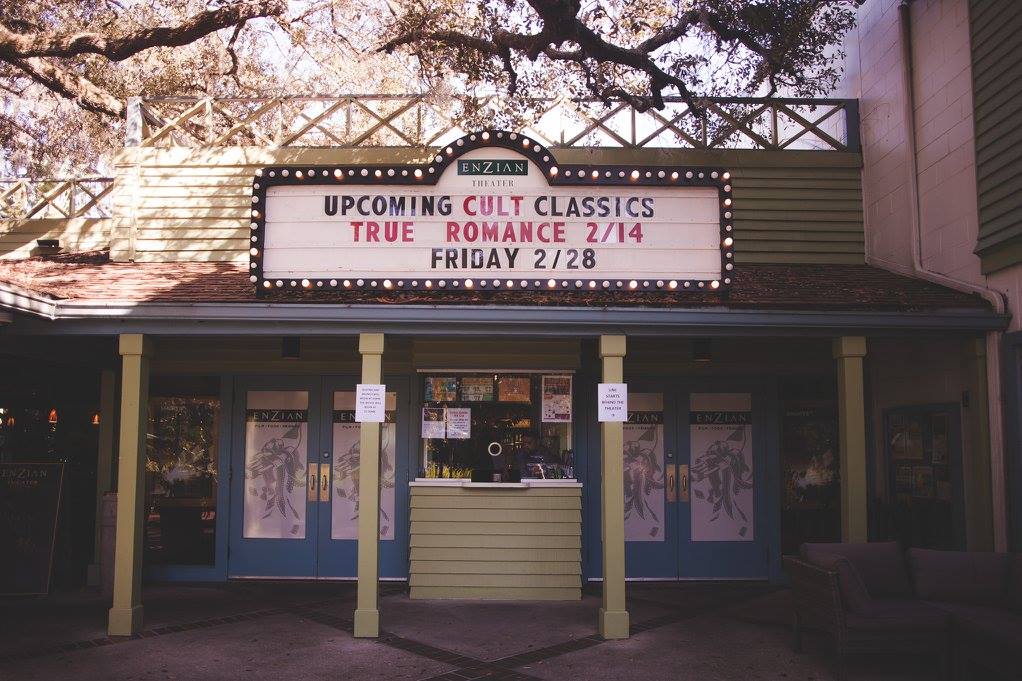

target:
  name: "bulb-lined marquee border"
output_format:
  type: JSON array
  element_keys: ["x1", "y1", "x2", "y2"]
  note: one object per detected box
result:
[{"x1": 249, "y1": 129, "x2": 734, "y2": 294}]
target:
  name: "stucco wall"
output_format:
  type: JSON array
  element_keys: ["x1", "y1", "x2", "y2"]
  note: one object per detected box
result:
[{"x1": 844, "y1": 0, "x2": 1022, "y2": 330}]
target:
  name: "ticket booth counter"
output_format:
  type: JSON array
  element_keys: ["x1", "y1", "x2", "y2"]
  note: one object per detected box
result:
[{"x1": 408, "y1": 371, "x2": 582, "y2": 600}]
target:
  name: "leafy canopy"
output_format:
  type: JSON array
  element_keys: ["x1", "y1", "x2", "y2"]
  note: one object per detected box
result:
[{"x1": 0, "y1": 0, "x2": 860, "y2": 175}]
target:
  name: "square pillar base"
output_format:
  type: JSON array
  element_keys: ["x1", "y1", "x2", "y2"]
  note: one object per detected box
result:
[
  {"x1": 599, "y1": 608, "x2": 629, "y2": 639},
  {"x1": 354, "y1": 608, "x2": 380, "y2": 638},
  {"x1": 108, "y1": 605, "x2": 144, "y2": 636}
]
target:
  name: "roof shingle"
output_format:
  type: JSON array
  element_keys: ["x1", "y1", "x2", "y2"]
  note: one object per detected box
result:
[{"x1": 0, "y1": 251, "x2": 992, "y2": 311}]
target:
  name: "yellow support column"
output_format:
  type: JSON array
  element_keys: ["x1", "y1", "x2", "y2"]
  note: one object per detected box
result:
[
  {"x1": 88, "y1": 369, "x2": 117, "y2": 586},
  {"x1": 599, "y1": 335, "x2": 629, "y2": 639},
  {"x1": 963, "y1": 338, "x2": 994, "y2": 551},
  {"x1": 354, "y1": 332, "x2": 384, "y2": 638},
  {"x1": 108, "y1": 335, "x2": 152, "y2": 636},
  {"x1": 833, "y1": 336, "x2": 868, "y2": 543}
]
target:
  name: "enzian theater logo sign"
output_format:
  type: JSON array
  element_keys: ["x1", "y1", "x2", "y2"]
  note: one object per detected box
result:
[{"x1": 248, "y1": 130, "x2": 734, "y2": 293}]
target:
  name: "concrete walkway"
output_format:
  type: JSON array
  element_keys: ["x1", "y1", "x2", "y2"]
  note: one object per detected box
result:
[{"x1": 0, "y1": 582, "x2": 936, "y2": 680}]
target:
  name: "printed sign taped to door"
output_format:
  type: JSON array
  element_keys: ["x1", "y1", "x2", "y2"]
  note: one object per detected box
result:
[
  {"x1": 332, "y1": 391, "x2": 397, "y2": 540},
  {"x1": 243, "y1": 391, "x2": 309, "y2": 539},
  {"x1": 689, "y1": 393, "x2": 753, "y2": 541},
  {"x1": 624, "y1": 393, "x2": 666, "y2": 542}
]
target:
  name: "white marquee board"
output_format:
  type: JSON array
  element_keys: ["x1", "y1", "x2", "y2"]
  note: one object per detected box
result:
[{"x1": 251, "y1": 132, "x2": 733, "y2": 292}]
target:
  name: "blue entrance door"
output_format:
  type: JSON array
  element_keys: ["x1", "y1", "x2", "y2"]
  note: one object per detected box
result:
[
  {"x1": 228, "y1": 376, "x2": 409, "y2": 578},
  {"x1": 228, "y1": 377, "x2": 322, "y2": 577},
  {"x1": 615, "y1": 380, "x2": 772, "y2": 579},
  {"x1": 316, "y1": 376, "x2": 410, "y2": 578}
]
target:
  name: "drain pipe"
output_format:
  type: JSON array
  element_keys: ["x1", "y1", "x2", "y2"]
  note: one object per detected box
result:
[{"x1": 893, "y1": 0, "x2": 1009, "y2": 549}]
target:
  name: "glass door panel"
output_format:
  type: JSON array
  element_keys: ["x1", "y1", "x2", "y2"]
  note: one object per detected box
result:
[{"x1": 623, "y1": 391, "x2": 679, "y2": 578}]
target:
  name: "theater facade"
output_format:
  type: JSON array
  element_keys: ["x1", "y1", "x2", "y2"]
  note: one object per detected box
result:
[{"x1": 0, "y1": 96, "x2": 1006, "y2": 640}]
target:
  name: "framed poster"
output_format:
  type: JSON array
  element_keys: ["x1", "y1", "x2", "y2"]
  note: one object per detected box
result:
[
  {"x1": 689, "y1": 393, "x2": 754, "y2": 542},
  {"x1": 461, "y1": 377, "x2": 494, "y2": 402},
  {"x1": 425, "y1": 377, "x2": 458, "y2": 402},
  {"x1": 332, "y1": 391, "x2": 397, "y2": 540},
  {"x1": 623, "y1": 394, "x2": 665, "y2": 542},
  {"x1": 890, "y1": 414, "x2": 924, "y2": 460},
  {"x1": 498, "y1": 376, "x2": 531, "y2": 403},
  {"x1": 541, "y1": 375, "x2": 572, "y2": 423},
  {"x1": 0, "y1": 463, "x2": 64, "y2": 594},
  {"x1": 243, "y1": 391, "x2": 308, "y2": 539}
]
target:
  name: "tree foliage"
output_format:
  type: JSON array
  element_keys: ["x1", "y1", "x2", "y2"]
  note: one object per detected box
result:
[{"x1": 0, "y1": 0, "x2": 861, "y2": 176}]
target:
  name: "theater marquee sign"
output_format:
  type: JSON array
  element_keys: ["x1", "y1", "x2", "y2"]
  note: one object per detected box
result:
[{"x1": 249, "y1": 130, "x2": 734, "y2": 293}]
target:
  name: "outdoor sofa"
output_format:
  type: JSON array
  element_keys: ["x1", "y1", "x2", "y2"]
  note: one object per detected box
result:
[{"x1": 783, "y1": 542, "x2": 1022, "y2": 680}]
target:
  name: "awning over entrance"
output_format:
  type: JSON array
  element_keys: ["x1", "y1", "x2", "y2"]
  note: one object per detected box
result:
[{"x1": 0, "y1": 251, "x2": 1006, "y2": 336}]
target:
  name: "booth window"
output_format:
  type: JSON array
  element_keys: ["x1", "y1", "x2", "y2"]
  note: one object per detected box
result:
[
  {"x1": 145, "y1": 377, "x2": 220, "y2": 565},
  {"x1": 419, "y1": 373, "x2": 574, "y2": 483}
]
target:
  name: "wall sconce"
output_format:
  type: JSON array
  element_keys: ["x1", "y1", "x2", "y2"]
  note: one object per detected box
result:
[
  {"x1": 48, "y1": 408, "x2": 58, "y2": 424},
  {"x1": 693, "y1": 339, "x2": 713, "y2": 363},
  {"x1": 281, "y1": 336, "x2": 301, "y2": 360},
  {"x1": 91, "y1": 412, "x2": 101, "y2": 426}
]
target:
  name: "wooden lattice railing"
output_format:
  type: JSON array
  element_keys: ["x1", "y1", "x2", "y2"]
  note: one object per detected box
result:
[
  {"x1": 0, "y1": 95, "x2": 857, "y2": 222},
  {"x1": 0, "y1": 178, "x2": 114, "y2": 220},
  {"x1": 129, "y1": 94, "x2": 859, "y2": 152}
]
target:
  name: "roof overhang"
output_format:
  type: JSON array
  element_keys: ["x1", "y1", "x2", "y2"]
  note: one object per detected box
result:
[{"x1": 0, "y1": 288, "x2": 1008, "y2": 337}]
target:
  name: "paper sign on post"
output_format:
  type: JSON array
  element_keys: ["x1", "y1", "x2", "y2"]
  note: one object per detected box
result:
[
  {"x1": 355, "y1": 383, "x2": 386, "y2": 422},
  {"x1": 598, "y1": 383, "x2": 628, "y2": 422}
]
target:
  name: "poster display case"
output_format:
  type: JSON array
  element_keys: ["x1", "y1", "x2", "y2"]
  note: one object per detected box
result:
[{"x1": 418, "y1": 372, "x2": 574, "y2": 483}]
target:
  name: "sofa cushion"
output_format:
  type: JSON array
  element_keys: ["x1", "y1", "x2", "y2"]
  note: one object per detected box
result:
[
  {"x1": 801, "y1": 541, "x2": 913, "y2": 598},
  {"x1": 908, "y1": 548, "x2": 1010, "y2": 605},
  {"x1": 844, "y1": 599, "x2": 950, "y2": 632},
  {"x1": 929, "y1": 603, "x2": 1022, "y2": 651},
  {"x1": 1009, "y1": 554, "x2": 1022, "y2": 614}
]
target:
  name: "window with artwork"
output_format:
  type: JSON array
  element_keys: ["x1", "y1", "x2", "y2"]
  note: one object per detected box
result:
[
  {"x1": 419, "y1": 373, "x2": 573, "y2": 483},
  {"x1": 145, "y1": 377, "x2": 220, "y2": 565}
]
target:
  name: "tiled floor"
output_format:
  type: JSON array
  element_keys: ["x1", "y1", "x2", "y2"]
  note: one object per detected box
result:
[{"x1": 0, "y1": 582, "x2": 942, "y2": 680}]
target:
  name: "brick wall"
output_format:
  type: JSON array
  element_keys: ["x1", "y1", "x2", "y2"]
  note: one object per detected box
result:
[{"x1": 844, "y1": 0, "x2": 1022, "y2": 328}]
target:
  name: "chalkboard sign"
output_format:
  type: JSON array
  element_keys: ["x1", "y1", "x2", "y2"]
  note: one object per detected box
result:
[{"x1": 0, "y1": 463, "x2": 64, "y2": 594}]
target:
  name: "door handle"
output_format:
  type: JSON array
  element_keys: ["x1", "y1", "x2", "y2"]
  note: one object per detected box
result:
[
  {"x1": 307, "y1": 463, "x2": 319, "y2": 503},
  {"x1": 319, "y1": 465, "x2": 331, "y2": 502},
  {"x1": 679, "y1": 464, "x2": 690, "y2": 503},
  {"x1": 666, "y1": 464, "x2": 677, "y2": 503}
]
